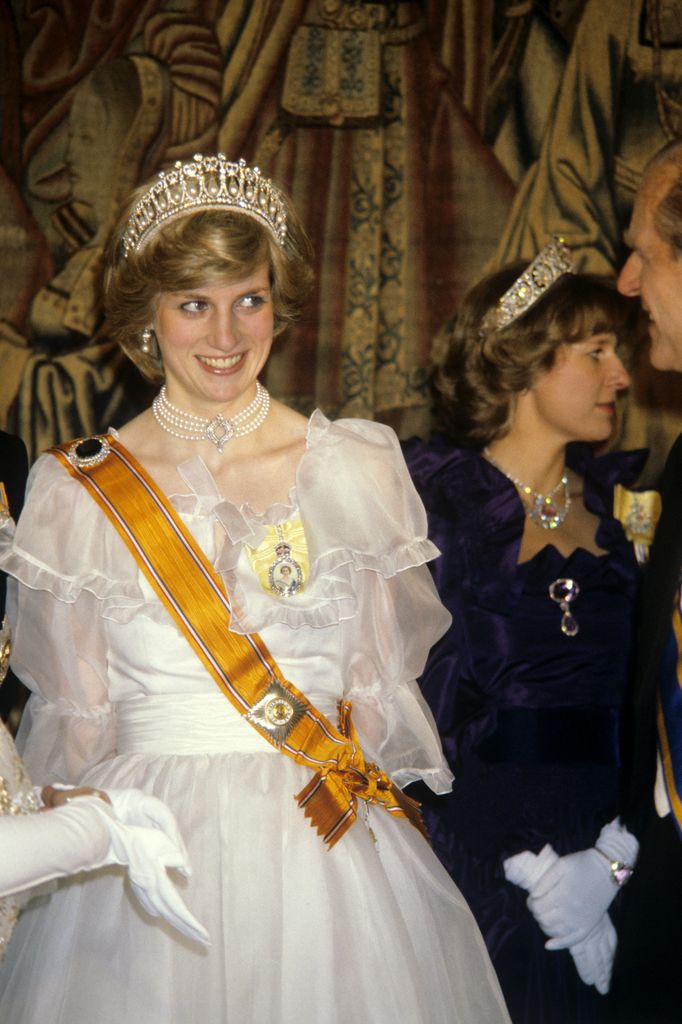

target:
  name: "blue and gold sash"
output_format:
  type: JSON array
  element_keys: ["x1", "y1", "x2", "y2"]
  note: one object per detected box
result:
[{"x1": 657, "y1": 581, "x2": 682, "y2": 840}]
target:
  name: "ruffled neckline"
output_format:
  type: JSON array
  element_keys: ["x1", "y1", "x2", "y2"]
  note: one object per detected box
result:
[
  {"x1": 111, "y1": 409, "x2": 332, "y2": 530},
  {"x1": 15, "y1": 411, "x2": 435, "y2": 635},
  {"x1": 164, "y1": 409, "x2": 437, "y2": 633}
]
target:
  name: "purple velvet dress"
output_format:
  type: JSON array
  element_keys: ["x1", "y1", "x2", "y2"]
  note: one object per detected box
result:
[{"x1": 403, "y1": 438, "x2": 645, "y2": 1024}]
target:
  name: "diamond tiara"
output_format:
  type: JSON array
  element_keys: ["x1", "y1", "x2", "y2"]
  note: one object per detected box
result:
[
  {"x1": 483, "y1": 235, "x2": 574, "y2": 332},
  {"x1": 121, "y1": 154, "x2": 288, "y2": 258}
]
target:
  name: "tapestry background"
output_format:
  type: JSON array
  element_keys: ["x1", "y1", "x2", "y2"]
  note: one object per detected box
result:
[{"x1": 2, "y1": 0, "x2": 682, "y2": 483}]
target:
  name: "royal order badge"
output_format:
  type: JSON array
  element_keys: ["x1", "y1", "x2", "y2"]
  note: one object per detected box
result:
[{"x1": 246, "y1": 680, "x2": 306, "y2": 746}]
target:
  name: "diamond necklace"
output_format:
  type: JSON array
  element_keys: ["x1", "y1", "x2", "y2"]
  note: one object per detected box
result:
[
  {"x1": 483, "y1": 447, "x2": 571, "y2": 530},
  {"x1": 152, "y1": 381, "x2": 270, "y2": 453}
]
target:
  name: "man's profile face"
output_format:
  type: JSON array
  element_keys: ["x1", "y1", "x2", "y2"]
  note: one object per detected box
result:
[{"x1": 618, "y1": 163, "x2": 682, "y2": 371}]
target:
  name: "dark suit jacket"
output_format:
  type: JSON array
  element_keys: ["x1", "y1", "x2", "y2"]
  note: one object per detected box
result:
[
  {"x1": 0, "y1": 430, "x2": 29, "y2": 721},
  {"x1": 622, "y1": 433, "x2": 682, "y2": 834}
]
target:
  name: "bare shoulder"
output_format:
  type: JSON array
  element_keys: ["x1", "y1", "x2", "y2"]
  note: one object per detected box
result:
[
  {"x1": 268, "y1": 400, "x2": 309, "y2": 440},
  {"x1": 255, "y1": 400, "x2": 309, "y2": 460},
  {"x1": 115, "y1": 408, "x2": 156, "y2": 456}
]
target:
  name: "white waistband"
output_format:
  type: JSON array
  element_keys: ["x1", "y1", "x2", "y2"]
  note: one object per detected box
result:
[
  {"x1": 116, "y1": 692, "x2": 275, "y2": 755},
  {"x1": 115, "y1": 690, "x2": 339, "y2": 755}
]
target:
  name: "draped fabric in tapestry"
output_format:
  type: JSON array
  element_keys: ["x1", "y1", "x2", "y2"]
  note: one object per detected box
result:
[{"x1": 1, "y1": 0, "x2": 681, "y2": 479}]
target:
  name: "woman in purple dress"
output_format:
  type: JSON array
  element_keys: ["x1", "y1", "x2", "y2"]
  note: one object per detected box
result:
[{"x1": 404, "y1": 240, "x2": 650, "y2": 1024}]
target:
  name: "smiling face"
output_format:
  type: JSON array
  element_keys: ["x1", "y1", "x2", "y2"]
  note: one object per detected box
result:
[
  {"x1": 151, "y1": 265, "x2": 274, "y2": 414},
  {"x1": 516, "y1": 332, "x2": 631, "y2": 445},
  {"x1": 618, "y1": 163, "x2": 682, "y2": 371}
]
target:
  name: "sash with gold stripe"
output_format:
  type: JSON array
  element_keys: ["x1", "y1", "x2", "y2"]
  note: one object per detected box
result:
[
  {"x1": 50, "y1": 435, "x2": 425, "y2": 848},
  {"x1": 657, "y1": 580, "x2": 682, "y2": 840}
]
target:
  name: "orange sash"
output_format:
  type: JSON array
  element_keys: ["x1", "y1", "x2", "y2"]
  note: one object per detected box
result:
[{"x1": 51, "y1": 435, "x2": 425, "y2": 848}]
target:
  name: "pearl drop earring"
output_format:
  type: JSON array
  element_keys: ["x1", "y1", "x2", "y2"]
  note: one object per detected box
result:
[{"x1": 141, "y1": 327, "x2": 154, "y2": 354}]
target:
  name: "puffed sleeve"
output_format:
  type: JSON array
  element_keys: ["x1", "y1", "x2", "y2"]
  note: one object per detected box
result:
[
  {"x1": 3, "y1": 455, "x2": 117, "y2": 783},
  {"x1": 304, "y1": 417, "x2": 454, "y2": 793},
  {"x1": 344, "y1": 564, "x2": 454, "y2": 793}
]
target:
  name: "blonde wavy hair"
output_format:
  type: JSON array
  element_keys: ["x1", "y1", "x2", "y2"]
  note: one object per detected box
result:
[{"x1": 103, "y1": 177, "x2": 314, "y2": 384}]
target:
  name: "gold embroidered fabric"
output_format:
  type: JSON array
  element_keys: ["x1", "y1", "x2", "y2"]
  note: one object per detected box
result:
[
  {"x1": 0, "y1": 618, "x2": 11, "y2": 685},
  {"x1": 0, "y1": 483, "x2": 9, "y2": 523},
  {"x1": 282, "y1": 23, "x2": 382, "y2": 125},
  {"x1": 613, "y1": 484, "x2": 662, "y2": 566},
  {"x1": 281, "y1": 2, "x2": 425, "y2": 127},
  {"x1": 246, "y1": 519, "x2": 310, "y2": 598},
  {"x1": 0, "y1": 721, "x2": 39, "y2": 960}
]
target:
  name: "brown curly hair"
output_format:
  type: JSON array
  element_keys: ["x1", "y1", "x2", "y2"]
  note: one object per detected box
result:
[
  {"x1": 433, "y1": 263, "x2": 641, "y2": 448},
  {"x1": 103, "y1": 173, "x2": 315, "y2": 384}
]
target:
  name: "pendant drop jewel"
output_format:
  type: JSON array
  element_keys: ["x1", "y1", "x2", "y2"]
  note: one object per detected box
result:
[
  {"x1": 529, "y1": 492, "x2": 566, "y2": 530},
  {"x1": 267, "y1": 526, "x2": 304, "y2": 597},
  {"x1": 152, "y1": 381, "x2": 270, "y2": 451},
  {"x1": 483, "y1": 448, "x2": 571, "y2": 530},
  {"x1": 205, "y1": 414, "x2": 233, "y2": 453},
  {"x1": 549, "y1": 577, "x2": 580, "y2": 636}
]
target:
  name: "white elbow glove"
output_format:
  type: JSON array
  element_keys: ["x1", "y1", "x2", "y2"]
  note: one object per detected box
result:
[
  {"x1": 91, "y1": 790, "x2": 210, "y2": 946},
  {"x1": 46, "y1": 785, "x2": 210, "y2": 946}
]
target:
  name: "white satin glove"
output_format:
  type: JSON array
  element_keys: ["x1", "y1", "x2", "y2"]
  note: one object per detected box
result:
[
  {"x1": 39, "y1": 785, "x2": 209, "y2": 946},
  {"x1": 524, "y1": 819, "x2": 638, "y2": 949},
  {"x1": 503, "y1": 821, "x2": 637, "y2": 995},
  {"x1": 568, "y1": 916, "x2": 617, "y2": 995},
  {"x1": 502, "y1": 843, "x2": 559, "y2": 891},
  {"x1": 105, "y1": 788, "x2": 187, "y2": 850},
  {"x1": 93, "y1": 791, "x2": 210, "y2": 946}
]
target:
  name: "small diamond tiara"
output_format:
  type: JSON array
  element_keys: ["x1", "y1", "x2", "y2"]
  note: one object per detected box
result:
[
  {"x1": 483, "y1": 235, "x2": 574, "y2": 332},
  {"x1": 121, "y1": 154, "x2": 288, "y2": 257}
]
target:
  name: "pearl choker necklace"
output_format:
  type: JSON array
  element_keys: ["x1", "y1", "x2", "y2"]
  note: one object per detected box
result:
[
  {"x1": 483, "y1": 448, "x2": 571, "y2": 530},
  {"x1": 153, "y1": 381, "x2": 270, "y2": 452}
]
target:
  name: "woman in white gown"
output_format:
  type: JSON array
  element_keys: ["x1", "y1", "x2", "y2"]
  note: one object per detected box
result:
[{"x1": 0, "y1": 155, "x2": 510, "y2": 1023}]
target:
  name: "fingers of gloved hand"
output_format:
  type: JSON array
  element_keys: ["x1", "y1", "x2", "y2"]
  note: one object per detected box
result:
[
  {"x1": 107, "y1": 823, "x2": 209, "y2": 945},
  {"x1": 503, "y1": 851, "x2": 539, "y2": 889},
  {"x1": 524, "y1": 847, "x2": 610, "y2": 905},
  {"x1": 567, "y1": 917, "x2": 617, "y2": 994},
  {"x1": 503, "y1": 844, "x2": 559, "y2": 891},
  {"x1": 528, "y1": 894, "x2": 597, "y2": 944},
  {"x1": 105, "y1": 790, "x2": 189, "y2": 863},
  {"x1": 524, "y1": 851, "x2": 583, "y2": 902},
  {"x1": 102, "y1": 811, "x2": 193, "y2": 885},
  {"x1": 526, "y1": 854, "x2": 617, "y2": 946},
  {"x1": 544, "y1": 912, "x2": 611, "y2": 951},
  {"x1": 128, "y1": 873, "x2": 210, "y2": 947}
]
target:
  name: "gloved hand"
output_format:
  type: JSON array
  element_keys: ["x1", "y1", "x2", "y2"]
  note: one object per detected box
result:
[
  {"x1": 527, "y1": 818, "x2": 637, "y2": 950},
  {"x1": 44, "y1": 784, "x2": 209, "y2": 946},
  {"x1": 568, "y1": 915, "x2": 617, "y2": 995},
  {"x1": 503, "y1": 843, "x2": 560, "y2": 891},
  {"x1": 91, "y1": 798, "x2": 210, "y2": 946},
  {"x1": 106, "y1": 788, "x2": 187, "y2": 851}
]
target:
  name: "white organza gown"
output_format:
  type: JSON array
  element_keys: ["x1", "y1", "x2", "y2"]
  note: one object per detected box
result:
[{"x1": 0, "y1": 413, "x2": 509, "y2": 1023}]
